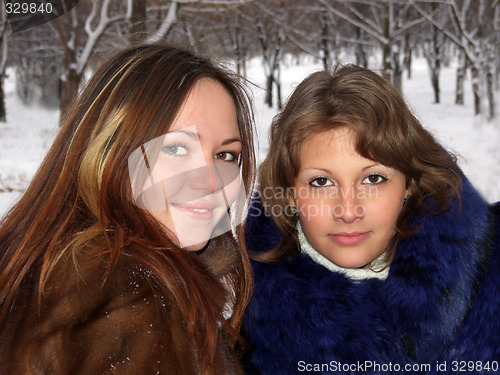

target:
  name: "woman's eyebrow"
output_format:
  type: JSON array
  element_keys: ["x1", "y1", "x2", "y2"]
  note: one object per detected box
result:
[
  {"x1": 221, "y1": 138, "x2": 242, "y2": 146},
  {"x1": 168, "y1": 130, "x2": 241, "y2": 146},
  {"x1": 362, "y1": 163, "x2": 381, "y2": 171},
  {"x1": 300, "y1": 167, "x2": 332, "y2": 174},
  {"x1": 169, "y1": 128, "x2": 200, "y2": 140}
]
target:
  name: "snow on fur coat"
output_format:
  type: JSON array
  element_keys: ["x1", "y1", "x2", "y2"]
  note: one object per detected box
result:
[
  {"x1": 243, "y1": 176, "x2": 500, "y2": 374},
  {"x1": 0, "y1": 241, "x2": 244, "y2": 375}
]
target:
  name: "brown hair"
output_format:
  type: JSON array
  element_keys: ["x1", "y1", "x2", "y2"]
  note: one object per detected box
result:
[
  {"x1": 0, "y1": 44, "x2": 256, "y2": 372},
  {"x1": 255, "y1": 64, "x2": 461, "y2": 263}
]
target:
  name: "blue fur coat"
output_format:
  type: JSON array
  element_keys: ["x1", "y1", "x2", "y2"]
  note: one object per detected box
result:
[{"x1": 243, "y1": 177, "x2": 500, "y2": 374}]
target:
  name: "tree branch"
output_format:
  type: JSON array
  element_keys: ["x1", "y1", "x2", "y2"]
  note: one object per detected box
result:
[
  {"x1": 318, "y1": 0, "x2": 388, "y2": 45},
  {"x1": 147, "y1": 1, "x2": 179, "y2": 43}
]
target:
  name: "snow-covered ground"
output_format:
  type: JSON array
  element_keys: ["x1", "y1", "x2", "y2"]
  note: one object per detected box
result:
[
  {"x1": 1, "y1": 56, "x2": 499, "y2": 218},
  {"x1": 0, "y1": 68, "x2": 60, "y2": 217}
]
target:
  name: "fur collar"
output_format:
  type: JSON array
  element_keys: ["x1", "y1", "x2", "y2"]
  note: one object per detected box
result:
[{"x1": 244, "y1": 176, "x2": 498, "y2": 371}]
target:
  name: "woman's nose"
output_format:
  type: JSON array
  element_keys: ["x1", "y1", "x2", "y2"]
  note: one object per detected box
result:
[
  {"x1": 333, "y1": 186, "x2": 364, "y2": 223},
  {"x1": 189, "y1": 162, "x2": 224, "y2": 193}
]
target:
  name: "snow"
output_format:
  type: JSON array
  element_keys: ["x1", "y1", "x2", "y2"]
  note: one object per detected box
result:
[
  {"x1": 1, "y1": 56, "x2": 499, "y2": 219},
  {"x1": 0, "y1": 68, "x2": 59, "y2": 217}
]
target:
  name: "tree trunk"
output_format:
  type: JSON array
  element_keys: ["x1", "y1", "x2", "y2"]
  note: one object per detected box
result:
[
  {"x1": 431, "y1": 68, "x2": 440, "y2": 104},
  {"x1": 393, "y1": 46, "x2": 403, "y2": 91},
  {"x1": 233, "y1": 25, "x2": 247, "y2": 79},
  {"x1": 471, "y1": 66, "x2": 481, "y2": 115},
  {"x1": 382, "y1": 42, "x2": 392, "y2": 84},
  {"x1": 355, "y1": 28, "x2": 367, "y2": 68},
  {"x1": 235, "y1": 47, "x2": 243, "y2": 78},
  {"x1": 432, "y1": 26, "x2": 441, "y2": 103},
  {"x1": 276, "y1": 68, "x2": 282, "y2": 109},
  {"x1": 129, "y1": 0, "x2": 147, "y2": 44},
  {"x1": 427, "y1": 26, "x2": 442, "y2": 104},
  {"x1": 265, "y1": 74, "x2": 273, "y2": 108},
  {"x1": 276, "y1": 81, "x2": 282, "y2": 109},
  {"x1": 381, "y1": 4, "x2": 393, "y2": 83},
  {"x1": 455, "y1": 51, "x2": 466, "y2": 105},
  {"x1": 404, "y1": 34, "x2": 412, "y2": 79},
  {"x1": 234, "y1": 34, "x2": 243, "y2": 78},
  {"x1": 320, "y1": 12, "x2": 332, "y2": 70},
  {"x1": 486, "y1": 67, "x2": 495, "y2": 119},
  {"x1": 0, "y1": 77, "x2": 5, "y2": 122},
  {"x1": 0, "y1": 19, "x2": 7, "y2": 122},
  {"x1": 321, "y1": 38, "x2": 330, "y2": 71},
  {"x1": 60, "y1": 69, "x2": 82, "y2": 116}
]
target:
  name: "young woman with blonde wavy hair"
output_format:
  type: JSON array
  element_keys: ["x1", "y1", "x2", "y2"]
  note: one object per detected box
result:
[{"x1": 0, "y1": 44, "x2": 256, "y2": 374}]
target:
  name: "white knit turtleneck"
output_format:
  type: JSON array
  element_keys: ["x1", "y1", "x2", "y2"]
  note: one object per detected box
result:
[{"x1": 297, "y1": 221, "x2": 389, "y2": 282}]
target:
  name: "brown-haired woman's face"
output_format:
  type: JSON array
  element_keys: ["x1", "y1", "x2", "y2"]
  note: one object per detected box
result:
[
  {"x1": 293, "y1": 128, "x2": 408, "y2": 268},
  {"x1": 129, "y1": 79, "x2": 243, "y2": 251}
]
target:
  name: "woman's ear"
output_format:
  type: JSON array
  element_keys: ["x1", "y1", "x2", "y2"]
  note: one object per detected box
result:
[
  {"x1": 404, "y1": 188, "x2": 411, "y2": 199},
  {"x1": 402, "y1": 179, "x2": 415, "y2": 207},
  {"x1": 287, "y1": 196, "x2": 299, "y2": 216},
  {"x1": 406, "y1": 177, "x2": 418, "y2": 196}
]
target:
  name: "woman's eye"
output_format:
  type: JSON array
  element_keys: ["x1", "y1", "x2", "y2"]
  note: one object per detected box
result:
[
  {"x1": 362, "y1": 174, "x2": 387, "y2": 185},
  {"x1": 310, "y1": 177, "x2": 333, "y2": 187},
  {"x1": 162, "y1": 144, "x2": 188, "y2": 156},
  {"x1": 215, "y1": 152, "x2": 238, "y2": 162}
]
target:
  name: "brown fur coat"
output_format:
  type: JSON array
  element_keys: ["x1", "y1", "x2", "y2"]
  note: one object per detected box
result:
[{"x1": 0, "y1": 243, "x2": 244, "y2": 375}]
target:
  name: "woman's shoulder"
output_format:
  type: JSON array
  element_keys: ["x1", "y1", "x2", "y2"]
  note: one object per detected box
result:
[
  {"x1": 245, "y1": 194, "x2": 282, "y2": 254},
  {"x1": 40, "y1": 245, "x2": 157, "y2": 322},
  {"x1": 491, "y1": 200, "x2": 500, "y2": 218},
  {"x1": 2, "y1": 245, "x2": 197, "y2": 374}
]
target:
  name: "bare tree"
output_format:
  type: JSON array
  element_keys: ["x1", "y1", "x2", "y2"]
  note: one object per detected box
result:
[
  {"x1": 494, "y1": 0, "x2": 500, "y2": 89},
  {"x1": 128, "y1": 0, "x2": 147, "y2": 44},
  {"x1": 419, "y1": 2, "x2": 448, "y2": 104},
  {"x1": 318, "y1": 0, "x2": 426, "y2": 90},
  {"x1": 42, "y1": 0, "x2": 179, "y2": 115},
  {"x1": 240, "y1": 0, "x2": 317, "y2": 108},
  {"x1": 257, "y1": 15, "x2": 286, "y2": 108},
  {"x1": 0, "y1": 5, "x2": 8, "y2": 122},
  {"x1": 412, "y1": 0, "x2": 498, "y2": 119},
  {"x1": 238, "y1": 0, "x2": 287, "y2": 108},
  {"x1": 146, "y1": 0, "x2": 179, "y2": 43},
  {"x1": 224, "y1": 5, "x2": 251, "y2": 77},
  {"x1": 53, "y1": 0, "x2": 131, "y2": 114},
  {"x1": 214, "y1": 3, "x2": 254, "y2": 78}
]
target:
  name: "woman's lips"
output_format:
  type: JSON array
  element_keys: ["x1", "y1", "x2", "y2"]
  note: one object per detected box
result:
[
  {"x1": 171, "y1": 202, "x2": 216, "y2": 220},
  {"x1": 329, "y1": 232, "x2": 370, "y2": 246}
]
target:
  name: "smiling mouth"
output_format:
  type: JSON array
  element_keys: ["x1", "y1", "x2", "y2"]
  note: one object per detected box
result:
[
  {"x1": 171, "y1": 202, "x2": 216, "y2": 220},
  {"x1": 329, "y1": 232, "x2": 370, "y2": 246}
]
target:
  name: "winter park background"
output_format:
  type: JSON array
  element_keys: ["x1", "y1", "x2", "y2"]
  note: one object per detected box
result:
[
  {"x1": 1, "y1": 0, "x2": 500, "y2": 219},
  {"x1": 1, "y1": 53, "x2": 500, "y2": 219}
]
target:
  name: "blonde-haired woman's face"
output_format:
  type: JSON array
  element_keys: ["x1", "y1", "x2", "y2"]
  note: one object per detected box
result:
[
  {"x1": 293, "y1": 128, "x2": 408, "y2": 268},
  {"x1": 129, "y1": 79, "x2": 243, "y2": 251}
]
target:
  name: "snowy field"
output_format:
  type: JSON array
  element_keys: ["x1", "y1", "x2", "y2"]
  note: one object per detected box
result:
[{"x1": 1, "y1": 55, "x2": 500, "y2": 219}]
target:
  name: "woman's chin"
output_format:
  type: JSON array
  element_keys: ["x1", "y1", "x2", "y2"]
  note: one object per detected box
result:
[{"x1": 179, "y1": 239, "x2": 209, "y2": 252}]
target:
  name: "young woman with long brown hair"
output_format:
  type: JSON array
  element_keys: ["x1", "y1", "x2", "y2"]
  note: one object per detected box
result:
[
  {"x1": 0, "y1": 44, "x2": 256, "y2": 374},
  {"x1": 244, "y1": 65, "x2": 500, "y2": 374}
]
